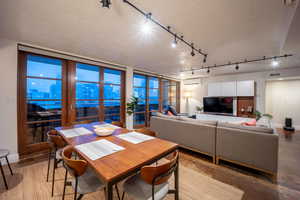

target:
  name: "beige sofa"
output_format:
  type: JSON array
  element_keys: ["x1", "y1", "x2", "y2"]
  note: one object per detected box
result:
[
  {"x1": 150, "y1": 115, "x2": 279, "y2": 180},
  {"x1": 150, "y1": 116, "x2": 217, "y2": 162},
  {"x1": 216, "y1": 122, "x2": 278, "y2": 181}
]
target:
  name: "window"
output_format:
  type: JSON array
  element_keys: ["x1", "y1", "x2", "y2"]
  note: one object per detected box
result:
[
  {"x1": 75, "y1": 63, "x2": 100, "y2": 121},
  {"x1": 73, "y1": 64, "x2": 125, "y2": 123},
  {"x1": 25, "y1": 55, "x2": 64, "y2": 145},
  {"x1": 162, "y1": 79, "x2": 180, "y2": 113},
  {"x1": 103, "y1": 69, "x2": 123, "y2": 123},
  {"x1": 18, "y1": 52, "x2": 126, "y2": 155},
  {"x1": 133, "y1": 74, "x2": 147, "y2": 126}
]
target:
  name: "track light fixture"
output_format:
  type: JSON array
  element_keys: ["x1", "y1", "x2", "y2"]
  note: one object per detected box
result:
[
  {"x1": 235, "y1": 64, "x2": 239, "y2": 70},
  {"x1": 103, "y1": 0, "x2": 208, "y2": 60},
  {"x1": 192, "y1": 69, "x2": 194, "y2": 75},
  {"x1": 100, "y1": 0, "x2": 111, "y2": 8},
  {"x1": 171, "y1": 34, "x2": 177, "y2": 48},
  {"x1": 207, "y1": 68, "x2": 210, "y2": 74},
  {"x1": 180, "y1": 54, "x2": 293, "y2": 73},
  {"x1": 191, "y1": 43, "x2": 195, "y2": 56}
]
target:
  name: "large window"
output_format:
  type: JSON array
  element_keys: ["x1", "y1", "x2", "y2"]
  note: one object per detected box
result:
[
  {"x1": 18, "y1": 52, "x2": 125, "y2": 155},
  {"x1": 162, "y1": 79, "x2": 180, "y2": 112},
  {"x1": 73, "y1": 64, "x2": 125, "y2": 123},
  {"x1": 133, "y1": 74, "x2": 147, "y2": 126},
  {"x1": 24, "y1": 55, "x2": 66, "y2": 148},
  {"x1": 132, "y1": 74, "x2": 180, "y2": 128}
]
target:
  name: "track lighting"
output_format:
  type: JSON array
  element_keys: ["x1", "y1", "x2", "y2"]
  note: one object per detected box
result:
[
  {"x1": 171, "y1": 34, "x2": 177, "y2": 48},
  {"x1": 101, "y1": 0, "x2": 208, "y2": 60},
  {"x1": 192, "y1": 70, "x2": 194, "y2": 75},
  {"x1": 235, "y1": 64, "x2": 239, "y2": 70},
  {"x1": 191, "y1": 43, "x2": 195, "y2": 56},
  {"x1": 181, "y1": 54, "x2": 293, "y2": 74},
  {"x1": 100, "y1": 0, "x2": 111, "y2": 8},
  {"x1": 203, "y1": 55, "x2": 207, "y2": 63},
  {"x1": 272, "y1": 60, "x2": 279, "y2": 67}
]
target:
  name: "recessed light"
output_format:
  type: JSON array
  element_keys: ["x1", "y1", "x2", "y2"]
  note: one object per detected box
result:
[
  {"x1": 180, "y1": 73, "x2": 184, "y2": 78},
  {"x1": 278, "y1": 78, "x2": 283, "y2": 81},
  {"x1": 180, "y1": 60, "x2": 185, "y2": 64}
]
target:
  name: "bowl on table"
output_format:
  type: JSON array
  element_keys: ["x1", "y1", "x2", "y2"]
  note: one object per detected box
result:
[{"x1": 94, "y1": 127, "x2": 115, "y2": 136}]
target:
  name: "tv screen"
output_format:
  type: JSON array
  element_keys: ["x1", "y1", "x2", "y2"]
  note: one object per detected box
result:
[{"x1": 203, "y1": 97, "x2": 233, "y2": 114}]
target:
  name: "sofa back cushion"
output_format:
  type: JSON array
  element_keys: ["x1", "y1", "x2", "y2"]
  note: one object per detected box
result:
[
  {"x1": 218, "y1": 122, "x2": 274, "y2": 134},
  {"x1": 180, "y1": 117, "x2": 217, "y2": 126}
]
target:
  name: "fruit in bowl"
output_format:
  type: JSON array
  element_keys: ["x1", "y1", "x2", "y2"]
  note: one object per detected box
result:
[{"x1": 94, "y1": 127, "x2": 115, "y2": 136}]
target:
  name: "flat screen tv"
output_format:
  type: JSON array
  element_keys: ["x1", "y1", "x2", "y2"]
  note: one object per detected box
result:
[{"x1": 203, "y1": 97, "x2": 233, "y2": 115}]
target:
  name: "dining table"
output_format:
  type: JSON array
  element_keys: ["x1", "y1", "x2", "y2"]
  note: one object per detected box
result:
[{"x1": 56, "y1": 122, "x2": 179, "y2": 200}]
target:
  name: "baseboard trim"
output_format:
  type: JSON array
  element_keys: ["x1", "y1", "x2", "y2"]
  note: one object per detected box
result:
[{"x1": 1, "y1": 153, "x2": 19, "y2": 165}]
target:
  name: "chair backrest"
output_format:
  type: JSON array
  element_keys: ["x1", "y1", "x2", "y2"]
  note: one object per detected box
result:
[
  {"x1": 112, "y1": 121, "x2": 123, "y2": 128},
  {"x1": 62, "y1": 145, "x2": 88, "y2": 177},
  {"x1": 141, "y1": 151, "x2": 179, "y2": 185},
  {"x1": 135, "y1": 128, "x2": 157, "y2": 137},
  {"x1": 47, "y1": 130, "x2": 65, "y2": 149}
]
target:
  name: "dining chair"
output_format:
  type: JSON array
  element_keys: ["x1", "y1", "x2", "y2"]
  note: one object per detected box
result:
[
  {"x1": 62, "y1": 146, "x2": 121, "y2": 200},
  {"x1": 0, "y1": 149, "x2": 14, "y2": 190},
  {"x1": 121, "y1": 151, "x2": 179, "y2": 200},
  {"x1": 46, "y1": 130, "x2": 66, "y2": 197},
  {"x1": 135, "y1": 128, "x2": 157, "y2": 137},
  {"x1": 112, "y1": 121, "x2": 124, "y2": 128}
]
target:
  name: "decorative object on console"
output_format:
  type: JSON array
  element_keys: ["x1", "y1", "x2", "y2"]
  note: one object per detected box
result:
[
  {"x1": 196, "y1": 106, "x2": 203, "y2": 113},
  {"x1": 126, "y1": 96, "x2": 139, "y2": 116},
  {"x1": 283, "y1": 118, "x2": 295, "y2": 132},
  {"x1": 254, "y1": 110, "x2": 273, "y2": 128}
]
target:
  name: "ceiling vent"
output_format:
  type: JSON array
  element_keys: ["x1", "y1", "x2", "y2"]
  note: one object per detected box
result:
[{"x1": 283, "y1": 0, "x2": 297, "y2": 6}]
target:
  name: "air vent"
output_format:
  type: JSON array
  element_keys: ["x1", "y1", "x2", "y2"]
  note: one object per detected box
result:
[
  {"x1": 270, "y1": 73, "x2": 281, "y2": 77},
  {"x1": 283, "y1": 0, "x2": 297, "y2": 6}
]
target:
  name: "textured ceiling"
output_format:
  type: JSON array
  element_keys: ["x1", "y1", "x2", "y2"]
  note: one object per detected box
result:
[{"x1": 0, "y1": 0, "x2": 299, "y2": 77}]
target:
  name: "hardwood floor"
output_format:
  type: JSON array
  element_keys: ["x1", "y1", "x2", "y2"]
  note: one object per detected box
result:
[{"x1": 0, "y1": 128, "x2": 299, "y2": 200}]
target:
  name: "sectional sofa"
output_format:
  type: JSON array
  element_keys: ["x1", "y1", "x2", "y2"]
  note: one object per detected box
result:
[{"x1": 150, "y1": 115, "x2": 279, "y2": 181}]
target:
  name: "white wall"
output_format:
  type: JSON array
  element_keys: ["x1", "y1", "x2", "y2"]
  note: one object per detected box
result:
[
  {"x1": 181, "y1": 68, "x2": 300, "y2": 117},
  {"x1": 266, "y1": 79, "x2": 300, "y2": 129},
  {"x1": 0, "y1": 39, "x2": 19, "y2": 163}
]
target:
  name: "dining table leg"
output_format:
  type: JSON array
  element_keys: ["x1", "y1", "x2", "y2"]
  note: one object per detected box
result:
[
  {"x1": 174, "y1": 156, "x2": 179, "y2": 200},
  {"x1": 105, "y1": 182, "x2": 113, "y2": 200}
]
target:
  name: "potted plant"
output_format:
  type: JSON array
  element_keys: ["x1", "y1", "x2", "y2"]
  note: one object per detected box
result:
[
  {"x1": 254, "y1": 110, "x2": 273, "y2": 127},
  {"x1": 126, "y1": 96, "x2": 139, "y2": 116},
  {"x1": 196, "y1": 106, "x2": 203, "y2": 114}
]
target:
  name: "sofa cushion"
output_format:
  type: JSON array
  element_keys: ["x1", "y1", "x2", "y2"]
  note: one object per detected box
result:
[
  {"x1": 156, "y1": 112, "x2": 180, "y2": 120},
  {"x1": 218, "y1": 122, "x2": 274, "y2": 134},
  {"x1": 180, "y1": 117, "x2": 217, "y2": 126}
]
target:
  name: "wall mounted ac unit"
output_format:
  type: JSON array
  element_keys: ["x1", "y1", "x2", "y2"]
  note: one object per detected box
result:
[{"x1": 283, "y1": 0, "x2": 297, "y2": 6}]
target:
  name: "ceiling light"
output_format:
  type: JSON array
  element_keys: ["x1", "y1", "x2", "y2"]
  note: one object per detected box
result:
[
  {"x1": 207, "y1": 68, "x2": 210, "y2": 74},
  {"x1": 171, "y1": 41, "x2": 177, "y2": 48},
  {"x1": 171, "y1": 34, "x2": 177, "y2": 48},
  {"x1": 100, "y1": 0, "x2": 111, "y2": 8},
  {"x1": 272, "y1": 60, "x2": 279, "y2": 67},
  {"x1": 180, "y1": 60, "x2": 185, "y2": 64},
  {"x1": 141, "y1": 23, "x2": 152, "y2": 34},
  {"x1": 180, "y1": 72, "x2": 184, "y2": 78}
]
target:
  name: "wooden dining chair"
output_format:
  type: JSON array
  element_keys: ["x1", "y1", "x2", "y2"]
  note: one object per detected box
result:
[
  {"x1": 62, "y1": 146, "x2": 121, "y2": 200},
  {"x1": 135, "y1": 128, "x2": 157, "y2": 137},
  {"x1": 46, "y1": 130, "x2": 66, "y2": 197},
  {"x1": 0, "y1": 149, "x2": 14, "y2": 190},
  {"x1": 112, "y1": 121, "x2": 123, "y2": 128},
  {"x1": 121, "y1": 151, "x2": 179, "y2": 200}
]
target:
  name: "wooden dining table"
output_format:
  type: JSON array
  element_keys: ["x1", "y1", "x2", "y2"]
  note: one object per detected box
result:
[{"x1": 56, "y1": 122, "x2": 179, "y2": 200}]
